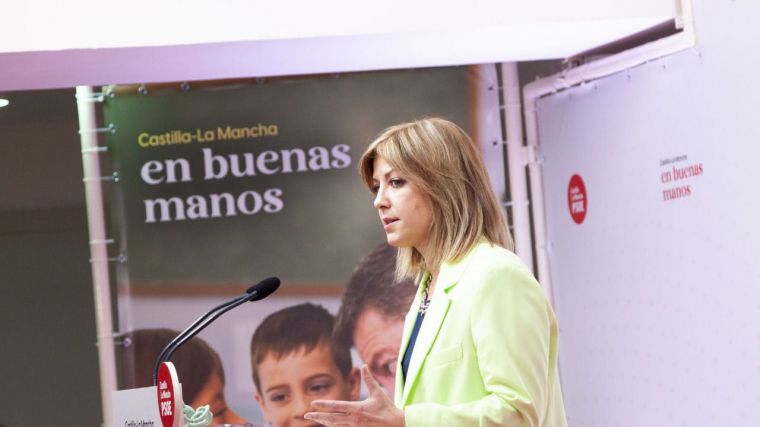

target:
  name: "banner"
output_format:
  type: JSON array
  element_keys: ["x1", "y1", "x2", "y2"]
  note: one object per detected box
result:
[{"x1": 105, "y1": 66, "x2": 498, "y2": 425}]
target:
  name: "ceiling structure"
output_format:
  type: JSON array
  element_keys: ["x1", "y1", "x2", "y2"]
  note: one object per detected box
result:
[{"x1": 0, "y1": 0, "x2": 680, "y2": 91}]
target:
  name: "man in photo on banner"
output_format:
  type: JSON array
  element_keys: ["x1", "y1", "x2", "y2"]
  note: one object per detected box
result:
[{"x1": 333, "y1": 243, "x2": 417, "y2": 400}]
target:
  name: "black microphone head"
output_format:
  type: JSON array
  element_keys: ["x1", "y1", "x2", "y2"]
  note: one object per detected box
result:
[{"x1": 247, "y1": 277, "x2": 281, "y2": 301}]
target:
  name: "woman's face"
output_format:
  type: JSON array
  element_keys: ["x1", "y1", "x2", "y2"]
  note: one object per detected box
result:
[{"x1": 371, "y1": 157, "x2": 434, "y2": 252}]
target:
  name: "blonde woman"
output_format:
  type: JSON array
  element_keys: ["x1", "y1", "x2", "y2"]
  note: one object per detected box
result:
[{"x1": 305, "y1": 118, "x2": 567, "y2": 426}]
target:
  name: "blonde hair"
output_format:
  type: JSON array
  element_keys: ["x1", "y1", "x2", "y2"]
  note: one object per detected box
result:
[{"x1": 359, "y1": 117, "x2": 513, "y2": 280}]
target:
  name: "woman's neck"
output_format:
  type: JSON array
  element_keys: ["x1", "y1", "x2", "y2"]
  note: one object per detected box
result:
[
  {"x1": 425, "y1": 267, "x2": 440, "y2": 297},
  {"x1": 416, "y1": 242, "x2": 439, "y2": 295}
]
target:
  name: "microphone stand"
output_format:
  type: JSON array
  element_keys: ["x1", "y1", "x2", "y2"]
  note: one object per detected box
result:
[
  {"x1": 151, "y1": 277, "x2": 280, "y2": 385},
  {"x1": 152, "y1": 293, "x2": 249, "y2": 385}
]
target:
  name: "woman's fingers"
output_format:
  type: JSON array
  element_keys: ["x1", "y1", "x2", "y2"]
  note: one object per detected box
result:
[
  {"x1": 303, "y1": 410, "x2": 353, "y2": 426},
  {"x1": 305, "y1": 369, "x2": 404, "y2": 427},
  {"x1": 310, "y1": 399, "x2": 360, "y2": 413},
  {"x1": 361, "y1": 364, "x2": 384, "y2": 396}
]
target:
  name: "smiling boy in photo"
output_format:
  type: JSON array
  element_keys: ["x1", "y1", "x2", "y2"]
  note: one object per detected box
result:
[{"x1": 251, "y1": 303, "x2": 360, "y2": 427}]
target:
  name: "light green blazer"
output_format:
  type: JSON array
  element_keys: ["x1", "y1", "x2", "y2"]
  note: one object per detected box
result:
[{"x1": 394, "y1": 241, "x2": 567, "y2": 426}]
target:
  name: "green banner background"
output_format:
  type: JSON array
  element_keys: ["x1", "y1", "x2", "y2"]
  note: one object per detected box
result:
[{"x1": 105, "y1": 67, "x2": 471, "y2": 289}]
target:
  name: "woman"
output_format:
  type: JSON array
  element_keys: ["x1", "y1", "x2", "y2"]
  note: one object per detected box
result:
[{"x1": 305, "y1": 118, "x2": 566, "y2": 426}]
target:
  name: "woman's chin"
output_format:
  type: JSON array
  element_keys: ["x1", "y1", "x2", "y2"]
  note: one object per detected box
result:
[{"x1": 384, "y1": 236, "x2": 399, "y2": 247}]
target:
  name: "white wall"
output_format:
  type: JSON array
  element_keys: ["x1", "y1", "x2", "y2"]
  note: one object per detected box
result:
[{"x1": 535, "y1": 0, "x2": 760, "y2": 425}]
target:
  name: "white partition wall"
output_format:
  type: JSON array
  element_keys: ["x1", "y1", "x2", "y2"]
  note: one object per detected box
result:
[{"x1": 534, "y1": 0, "x2": 760, "y2": 425}]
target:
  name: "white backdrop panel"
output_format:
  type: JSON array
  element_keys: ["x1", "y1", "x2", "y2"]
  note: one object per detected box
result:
[{"x1": 536, "y1": 0, "x2": 760, "y2": 425}]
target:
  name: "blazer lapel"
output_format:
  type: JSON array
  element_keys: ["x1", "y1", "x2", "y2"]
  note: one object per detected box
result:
[
  {"x1": 401, "y1": 286, "x2": 452, "y2": 405},
  {"x1": 394, "y1": 273, "x2": 427, "y2": 406},
  {"x1": 397, "y1": 242, "x2": 485, "y2": 406}
]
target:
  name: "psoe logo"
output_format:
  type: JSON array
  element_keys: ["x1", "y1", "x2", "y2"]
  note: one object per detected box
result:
[{"x1": 567, "y1": 174, "x2": 587, "y2": 225}]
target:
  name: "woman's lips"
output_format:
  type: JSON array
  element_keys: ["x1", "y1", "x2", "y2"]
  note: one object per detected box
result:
[{"x1": 382, "y1": 217, "x2": 399, "y2": 229}]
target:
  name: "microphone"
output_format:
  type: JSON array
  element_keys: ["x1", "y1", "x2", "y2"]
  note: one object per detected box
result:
[
  {"x1": 246, "y1": 276, "x2": 281, "y2": 301},
  {"x1": 152, "y1": 277, "x2": 280, "y2": 385}
]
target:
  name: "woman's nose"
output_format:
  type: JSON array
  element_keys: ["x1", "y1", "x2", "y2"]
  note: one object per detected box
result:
[{"x1": 374, "y1": 188, "x2": 389, "y2": 209}]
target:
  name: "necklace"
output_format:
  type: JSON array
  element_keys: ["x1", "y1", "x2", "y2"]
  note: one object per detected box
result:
[{"x1": 419, "y1": 274, "x2": 432, "y2": 315}]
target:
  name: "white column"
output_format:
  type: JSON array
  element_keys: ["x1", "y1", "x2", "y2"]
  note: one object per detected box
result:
[
  {"x1": 76, "y1": 86, "x2": 117, "y2": 427},
  {"x1": 500, "y1": 62, "x2": 534, "y2": 272}
]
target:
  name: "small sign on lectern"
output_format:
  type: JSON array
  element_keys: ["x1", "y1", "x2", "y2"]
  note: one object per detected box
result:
[
  {"x1": 112, "y1": 362, "x2": 184, "y2": 427},
  {"x1": 157, "y1": 362, "x2": 183, "y2": 427}
]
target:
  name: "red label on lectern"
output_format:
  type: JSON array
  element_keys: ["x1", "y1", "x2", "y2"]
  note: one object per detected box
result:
[
  {"x1": 157, "y1": 362, "x2": 181, "y2": 427},
  {"x1": 568, "y1": 174, "x2": 588, "y2": 224}
]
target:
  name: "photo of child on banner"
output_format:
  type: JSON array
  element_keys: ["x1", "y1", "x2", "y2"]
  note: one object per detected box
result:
[{"x1": 250, "y1": 303, "x2": 360, "y2": 427}]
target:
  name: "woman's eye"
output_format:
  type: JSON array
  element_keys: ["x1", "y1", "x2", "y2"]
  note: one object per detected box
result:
[
  {"x1": 389, "y1": 178, "x2": 404, "y2": 188},
  {"x1": 371, "y1": 185, "x2": 380, "y2": 194}
]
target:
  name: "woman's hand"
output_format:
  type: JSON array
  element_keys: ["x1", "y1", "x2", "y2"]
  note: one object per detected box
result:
[{"x1": 304, "y1": 365, "x2": 405, "y2": 427}]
